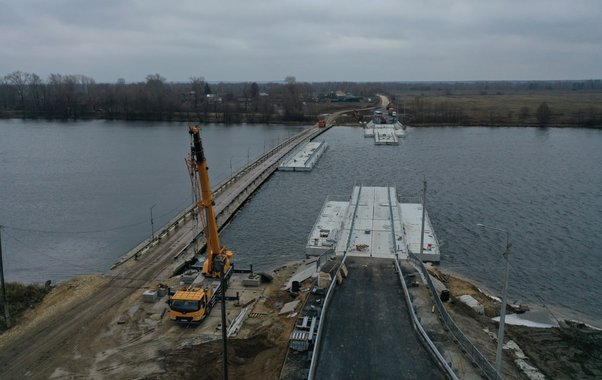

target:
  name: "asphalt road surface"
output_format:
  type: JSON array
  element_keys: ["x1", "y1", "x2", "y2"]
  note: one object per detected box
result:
[{"x1": 315, "y1": 256, "x2": 446, "y2": 380}]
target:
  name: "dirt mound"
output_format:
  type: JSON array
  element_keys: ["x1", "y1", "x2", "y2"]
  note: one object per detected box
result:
[
  {"x1": 507, "y1": 324, "x2": 602, "y2": 379},
  {"x1": 428, "y1": 266, "x2": 500, "y2": 316},
  {"x1": 162, "y1": 330, "x2": 283, "y2": 380},
  {"x1": 433, "y1": 267, "x2": 602, "y2": 379}
]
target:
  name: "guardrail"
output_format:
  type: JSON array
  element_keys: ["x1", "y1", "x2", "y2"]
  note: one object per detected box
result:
[
  {"x1": 387, "y1": 185, "x2": 458, "y2": 379},
  {"x1": 407, "y1": 251, "x2": 502, "y2": 380},
  {"x1": 307, "y1": 186, "x2": 363, "y2": 380},
  {"x1": 387, "y1": 186, "x2": 400, "y2": 254},
  {"x1": 394, "y1": 254, "x2": 459, "y2": 380}
]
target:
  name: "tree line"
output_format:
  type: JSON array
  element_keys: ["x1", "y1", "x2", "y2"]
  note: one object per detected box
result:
[
  {"x1": 0, "y1": 72, "x2": 321, "y2": 122},
  {"x1": 1, "y1": 71, "x2": 601, "y2": 127}
]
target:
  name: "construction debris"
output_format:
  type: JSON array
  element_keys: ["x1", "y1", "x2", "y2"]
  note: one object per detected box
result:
[{"x1": 279, "y1": 300, "x2": 301, "y2": 315}]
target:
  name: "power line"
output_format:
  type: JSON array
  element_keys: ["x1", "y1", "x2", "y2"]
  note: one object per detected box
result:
[
  {"x1": 0, "y1": 198, "x2": 193, "y2": 235},
  {"x1": 1, "y1": 228, "x2": 184, "y2": 286},
  {"x1": 1, "y1": 229, "x2": 100, "y2": 272}
]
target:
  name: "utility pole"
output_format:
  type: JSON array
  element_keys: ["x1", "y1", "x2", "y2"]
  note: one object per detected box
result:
[
  {"x1": 496, "y1": 230, "x2": 512, "y2": 375},
  {"x1": 150, "y1": 204, "x2": 156, "y2": 241},
  {"x1": 477, "y1": 223, "x2": 512, "y2": 377},
  {"x1": 419, "y1": 178, "x2": 427, "y2": 258},
  {"x1": 214, "y1": 256, "x2": 229, "y2": 380},
  {"x1": 221, "y1": 267, "x2": 228, "y2": 380},
  {"x1": 0, "y1": 226, "x2": 11, "y2": 328}
]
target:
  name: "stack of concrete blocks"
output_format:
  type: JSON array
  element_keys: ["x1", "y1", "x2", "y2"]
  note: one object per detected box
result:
[
  {"x1": 458, "y1": 295, "x2": 484, "y2": 315},
  {"x1": 336, "y1": 263, "x2": 348, "y2": 284},
  {"x1": 243, "y1": 274, "x2": 261, "y2": 287},
  {"x1": 143, "y1": 290, "x2": 158, "y2": 303},
  {"x1": 317, "y1": 272, "x2": 332, "y2": 288}
]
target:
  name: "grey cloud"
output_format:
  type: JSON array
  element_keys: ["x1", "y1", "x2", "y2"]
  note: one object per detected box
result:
[{"x1": 0, "y1": 0, "x2": 600, "y2": 81}]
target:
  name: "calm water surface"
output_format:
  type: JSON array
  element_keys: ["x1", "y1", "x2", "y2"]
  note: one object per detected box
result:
[
  {"x1": 1, "y1": 120, "x2": 601, "y2": 326},
  {"x1": 0, "y1": 119, "x2": 304, "y2": 281},
  {"x1": 221, "y1": 126, "x2": 602, "y2": 326}
]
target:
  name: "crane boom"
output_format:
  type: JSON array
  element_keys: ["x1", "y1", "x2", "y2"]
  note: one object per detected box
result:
[{"x1": 188, "y1": 125, "x2": 233, "y2": 278}]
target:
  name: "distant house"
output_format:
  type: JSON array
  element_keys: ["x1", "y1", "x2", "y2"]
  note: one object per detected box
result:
[
  {"x1": 342, "y1": 93, "x2": 361, "y2": 102},
  {"x1": 329, "y1": 90, "x2": 361, "y2": 102},
  {"x1": 206, "y1": 94, "x2": 222, "y2": 104}
]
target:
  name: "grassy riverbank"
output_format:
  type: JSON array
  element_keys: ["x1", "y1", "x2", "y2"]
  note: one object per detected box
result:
[
  {"x1": 390, "y1": 91, "x2": 602, "y2": 127},
  {"x1": 0, "y1": 282, "x2": 52, "y2": 332}
]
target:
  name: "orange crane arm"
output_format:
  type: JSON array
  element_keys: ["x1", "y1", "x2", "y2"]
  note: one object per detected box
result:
[{"x1": 189, "y1": 125, "x2": 232, "y2": 277}]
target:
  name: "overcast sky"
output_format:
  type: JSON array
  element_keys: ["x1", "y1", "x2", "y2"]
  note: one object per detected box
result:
[{"x1": 1, "y1": 0, "x2": 600, "y2": 83}]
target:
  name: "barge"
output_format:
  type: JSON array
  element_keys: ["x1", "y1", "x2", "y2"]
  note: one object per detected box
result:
[
  {"x1": 364, "y1": 109, "x2": 406, "y2": 145},
  {"x1": 279, "y1": 141, "x2": 328, "y2": 172},
  {"x1": 305, "y1": 186, "x2": 440, "y2": 262}
]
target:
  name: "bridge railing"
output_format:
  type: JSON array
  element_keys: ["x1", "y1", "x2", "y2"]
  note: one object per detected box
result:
[
  {"x1": 307, "y1": 186, "x2": 363, "y2": 380},
  {"x1": 113, "y1": 126, "x2": 318, "y2": 268},
  {"x1": 394, "y1": 255, "x2": 459, "y2": 380},
  {"x1": 407, "y1": 251, "x2": 503, "y2": 380}
]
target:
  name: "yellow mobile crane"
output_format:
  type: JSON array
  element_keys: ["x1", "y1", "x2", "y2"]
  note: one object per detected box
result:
[
  {"x1": 168, "y1": 125, "x2": 234, "y2": 323},
  {"x1": 188, "y1": 125, "x2": 234, "y2": 277}
]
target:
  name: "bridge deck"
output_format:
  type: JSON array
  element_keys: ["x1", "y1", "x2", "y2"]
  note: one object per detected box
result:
[{"x1": 315, "y1": 256, "x2": 446, "y2": 379}]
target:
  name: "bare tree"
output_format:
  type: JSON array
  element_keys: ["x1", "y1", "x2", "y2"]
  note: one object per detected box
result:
[
  {"x1": 518, "y1": 106, "x2": 530, "y2": 123},
  {"x1": 28, "y1": 73, "x2": 44, "y2": 114},
  {"x1": 283, "y1": 75, "x2": 303, "y2": 120},
  {"x1": 536, "y1": 102, "x2": 552, "y2": 126},
  {"x1": 189, "y1": 76, "x2": 205, "y2": 111},
  {"x1": 4, "y1": 71, "x2": 32, "y2": 110}
]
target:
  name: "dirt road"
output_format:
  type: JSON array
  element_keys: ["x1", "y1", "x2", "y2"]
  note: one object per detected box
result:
[{"x1": 0, "y1": 224, "x2": 190, "y2": 378}]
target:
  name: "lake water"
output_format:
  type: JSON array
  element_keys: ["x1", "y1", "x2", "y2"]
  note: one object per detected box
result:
[{"x1": 1, "y1": 120, "x2": 601, "y2": 326}]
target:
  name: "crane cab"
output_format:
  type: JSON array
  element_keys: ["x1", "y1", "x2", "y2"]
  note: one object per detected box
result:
[{"x1": 169, "y1": 287, "x2": 213, "y2": 323}]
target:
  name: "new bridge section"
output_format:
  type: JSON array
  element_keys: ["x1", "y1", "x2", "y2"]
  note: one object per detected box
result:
[
  {"x1": 310, "y1": 184, "x2": 447, "y2": 379},
  {"x1": 313, "y1": 258, "x2": 446, "y2": 379}
]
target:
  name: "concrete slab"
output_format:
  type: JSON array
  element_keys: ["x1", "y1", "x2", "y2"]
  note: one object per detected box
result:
[
  {"x1": 284, "y1": 259, "x2": 318, "y2": 290},
  {"x1": 279, "y1": 141, "x2": 328, "y2": 171},
  {"x1": 306, "y1": 186, "x2": 440, "y2": 262},
  {"x1": 279, "y1": 300, "x2": 301, "y2": 315}
]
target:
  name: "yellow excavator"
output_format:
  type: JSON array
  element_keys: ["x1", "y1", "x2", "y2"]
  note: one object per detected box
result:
[{"x1": 168, "y1": 125, "x2": 235, "y2": 323}]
